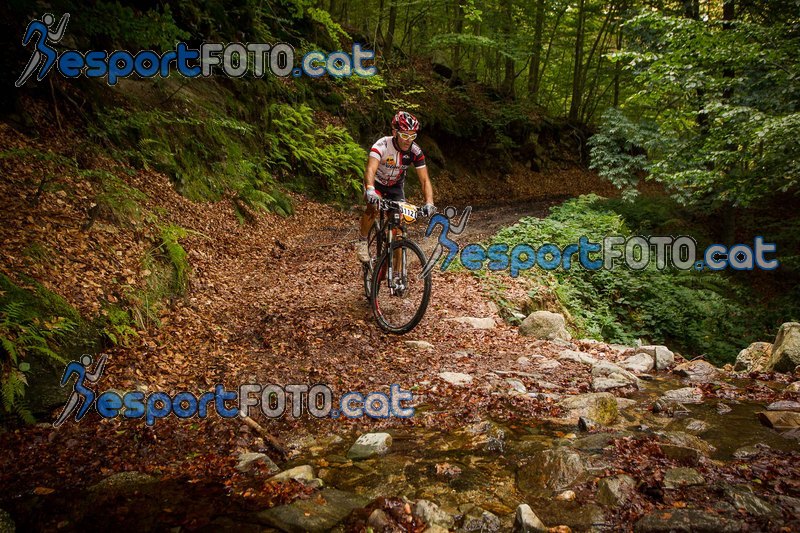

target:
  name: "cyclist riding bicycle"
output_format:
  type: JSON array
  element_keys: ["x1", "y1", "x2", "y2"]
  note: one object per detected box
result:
[{"x1": 355, "y1": 110, "x2": 435, "y2": 263}]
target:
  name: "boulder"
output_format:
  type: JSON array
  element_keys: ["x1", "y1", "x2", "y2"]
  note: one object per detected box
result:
[
  {"x1": 662, "y1": 431, "x2": 716, "y2": 456},
  {"x1": 592, "y1": 360, "x2": 640, "y2": 382},
  {"x1": 269, "y1": 465, "x2": 315, "y2": 482},
  {"x1": 592, "y1": 376, "x2": 634, "y2": 392},
  {"x1": 663, "y1": 467, "x2": 705, "y2": 489},
  {"x1": 765, "y1": 322, "x2": 800, "y2": 373},
  {"x1": 661, "y1": 387, "x2": 704, "y2": 404},
  {"x1": 236, "y1": 452, "x2": 279, "y2": 474},
  {"x1": 534, "y1": 502, "x2": 604, "y2": 532},
  {"x1": 347, "y1": 433, "x2": 392, "y2": 460},
  {"x1": 512, "y1": 504, "x2": 547, "y2": 532},
  {"x1": 557, "y1": 349, "x2": 597, "y2": 365},
  {"x1": 638, "y1": 345, "x2": 675, "y2": 370},
  {"x1": 256, "y1": 488, "x2": 369, "y2": 532},
  {"x1": 724, "y1": 485, "x2": 780, "y2": 518},
  {"x1": 367, "y1": 509, "x2": 390, "y2": 530},
  {"x1": 438, "y1": 372, "x2": 473, "y2": 386},
  {"x1": 757, "y1": 411, "x2": 800, "y2": 429},
  {"x1": 414, "y1": 499, "x2": 454, "y2": 529},
  {"x1": 684, "y1": 419, "x2": 709, "y2": 434},
  {"x1": 732, "y1": 445, "x2": 767, "y2": 459},
  {"x1": 767, "y1": 400, "x2": 800, "y2": 411},
  {"x1": 620, "y1": 352, "x2": 655, "y2": 373},
  {"x1": 717, "y1": 403, "x2": 732, "y2": 414},
  {"x1": 405, "y1": 340, "x2": 434, "y2": 350},
  {"x1": 597, "y1": 474, "x2": 636, "y2": 507},
  {"x1": 634, "y1": 509, "x2": 744, "y2": 532},
  {"x1": 460, "y1": 507, "x2": 502, "y2": 533},
  {"x1": 673, "y1": 360, "x2": 721, "y2": 382},
  {"x1": 733, "y1": 342, "x2": 772, "y2": 372},
  {"x1": 653, "y1": 399, "x2": 691, "y2": 417},
  {"x1": 537, "y1": 359, "x2": 562, "y2": 371},
  {"x1": 517, "y1": 448, "x2": 586, "y2": 494},
  {"x1": 555, "y1": 490, "x2": 576, "y2": 501},
  {"x1": 578, "y1": 417, "x2": 599, "y2": 432},
  {"x1": 519, "y1": 311, "x2": 571, "y2": 340},
  {"x1": 591, "y1": 360, "x2": 641, "y2": 390},
  {"x1": 505, "y1": 378, "x2": 527, "y2": 394},
  {"x1": 659, "y1": 445, "x2": 703, "y2": 465},
  {"x1": 448, "y1": 316, "x2": 496, "y2": 329},
  {"x1": 88, "y1": 471, "x2": 157, "y2": 493},
  {"x1": 559, "y1": 393, "x2": 619, "y2": 425}
]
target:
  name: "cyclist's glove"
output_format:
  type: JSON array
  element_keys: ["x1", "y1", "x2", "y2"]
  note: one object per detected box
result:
[
  {"x1": 420, "y1": 204, "x2": 436, "y2": 217},
  {"x1": 365, "y1": 186, "x2": 381, "y2": 205}
]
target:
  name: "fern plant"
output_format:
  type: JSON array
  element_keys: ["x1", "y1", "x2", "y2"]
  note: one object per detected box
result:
[{"x1": 0, "y1": 302, "x2": 75, "y2": 423}]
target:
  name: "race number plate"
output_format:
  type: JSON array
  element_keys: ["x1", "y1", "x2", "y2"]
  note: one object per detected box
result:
[{"x1": 398, "y1": 202, "x2": 418, "y2": 222}]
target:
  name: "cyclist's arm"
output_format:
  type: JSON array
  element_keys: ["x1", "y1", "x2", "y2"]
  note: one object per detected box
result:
[
  {"x1": 415, "y1": 165, "x2": 434, "y2": 205},
  {"x1": 364, "y1": 156, "x2": 379, "y2": 189}
]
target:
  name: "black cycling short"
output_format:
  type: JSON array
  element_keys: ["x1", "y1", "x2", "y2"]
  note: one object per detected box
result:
[{"x1": 375, "y1": 181, "x2": 405, "y2": 201}]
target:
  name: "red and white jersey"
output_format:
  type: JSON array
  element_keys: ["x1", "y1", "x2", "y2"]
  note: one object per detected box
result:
[{"x1": 369, "y1": 136, "x2": 426, "y2": 187}]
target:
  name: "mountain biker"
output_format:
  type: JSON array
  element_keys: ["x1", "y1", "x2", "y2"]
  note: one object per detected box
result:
[{"x1": 355, "y1": 110, "x2": 435, "y2": 262}]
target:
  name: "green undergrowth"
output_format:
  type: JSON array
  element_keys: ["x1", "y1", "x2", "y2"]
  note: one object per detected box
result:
[
  {"x1": 0, "y1": 274, "x2": 85, "y2": 423},
  {"x1": 124, "y1": 224, "x2": 193, "y2": 331},
  {"x1": 488, "y1": 195, "x2": 799, "y2": 364},
  {"x1": 89, "y1": 81, "x2": 365, "y2": 216}
]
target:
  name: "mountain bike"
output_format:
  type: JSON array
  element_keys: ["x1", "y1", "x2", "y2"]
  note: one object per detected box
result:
[{"x1": 362, "y1": 199, "x2": 432, "y2": 334}]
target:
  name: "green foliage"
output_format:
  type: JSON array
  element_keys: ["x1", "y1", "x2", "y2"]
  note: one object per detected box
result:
[
  {"x1": 597, "y1": 12, "x2": 800, "y2": 207},
  {"x1": 264, "y1": 104, "x2": 364, "y2": 203},
  {"x1": 70, "y1": 1, "x2": 189, "y2": 49},
  {"x1": 0, "y1": 277, "x2": 79, "y2": 424},
  {"x1": 588, "y1": 108, "x2": 657, "y2": 201},
  {"x1": 92, "y1": 105, "x2": 294, "y2": 216},
  {"x1": 82, "y1": 169, "x2": 148, "y2": 226},
  {"x1": 307, "y1": 7, "x2": 350, "y2": 45},
  {"x1": 101, "y1": 305, "x2": 137, "y2": 347},
  {"x1": 491, "y1": 195, "x2": 780, "y2": 363},
  {"x1": 159, "y1": 225, "x2": 190, "y2": 295}
]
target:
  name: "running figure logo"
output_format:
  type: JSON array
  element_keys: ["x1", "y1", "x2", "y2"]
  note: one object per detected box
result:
[
  {"x1": 53, "y1": 353, "x2": 108, "y2": 427},
  {"x1": 422, "y1": 206, "x2": 471, "y2": 278},
  {"x1": 15, "y1": 13, "x2": 70, "y2": 88}
]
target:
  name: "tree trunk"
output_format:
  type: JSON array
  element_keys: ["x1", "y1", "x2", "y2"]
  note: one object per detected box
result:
[
  {"x1": 385, "y1": 0, "x2": 398, "y2": 61},
  {"x1": 722, "y1": 0, "x2": 735, "y2": 100},
  {"x1": 452, "y1": 0, "x2": 465, "y2": 83},
  {"x1": 613, "y1": 27, "x2": 622, "y2": 107},
  {"x1": 528, "y1": 0, "x2": 546, "y2": 101},
  {"x1": 501, "y1": 0, "x2": 516, "y2": 98},
  {"x1": 683, "y1": 0, "x2": 699, "y2": 19},
  {"x1": 569, "y1": 0, "x2": 586, "y2": 121}
]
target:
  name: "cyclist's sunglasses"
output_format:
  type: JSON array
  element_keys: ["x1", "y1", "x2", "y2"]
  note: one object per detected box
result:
[{"x1": 396, "y1": 131, "x2": 417, "y2": 141}]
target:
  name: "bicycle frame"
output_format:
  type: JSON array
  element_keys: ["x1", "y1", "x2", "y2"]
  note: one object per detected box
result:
[{"x1": 374, "y1": 200, "x2": 415, "y2": 293}]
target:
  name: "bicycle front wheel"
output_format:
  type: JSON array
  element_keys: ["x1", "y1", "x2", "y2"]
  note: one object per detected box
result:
[{"x1": 370, "y1": 240, "x2": 432, "y2": 334}]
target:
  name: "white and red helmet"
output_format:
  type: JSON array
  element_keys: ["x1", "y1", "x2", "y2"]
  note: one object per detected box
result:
[{"x1": 391, "y1": 110, "x2": 420, "y2": 132}]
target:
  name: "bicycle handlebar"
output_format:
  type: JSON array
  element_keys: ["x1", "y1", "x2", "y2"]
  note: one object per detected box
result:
[{"x1": 377, "y1": 199, "x2": 435, "y2": 216}]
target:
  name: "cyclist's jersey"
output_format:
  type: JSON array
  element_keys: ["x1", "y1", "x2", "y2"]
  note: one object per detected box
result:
[{"x1": 369, "y1": 136, "x2": 426, "y2": 187}]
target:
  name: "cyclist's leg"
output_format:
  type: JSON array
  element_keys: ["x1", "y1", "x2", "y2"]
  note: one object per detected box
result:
[{"x1": 357, "y1": 188, "x2": 382, "y2": 262}]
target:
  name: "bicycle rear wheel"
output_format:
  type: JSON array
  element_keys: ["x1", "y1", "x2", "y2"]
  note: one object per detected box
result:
[{"x1": 370, "y1": 239, "x2": 432, "y2": 334}]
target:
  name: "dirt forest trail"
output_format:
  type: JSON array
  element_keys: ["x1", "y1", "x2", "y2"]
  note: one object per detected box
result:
[{"x1": 141, "y1": 196, "x2": 557, "y2": 406}]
